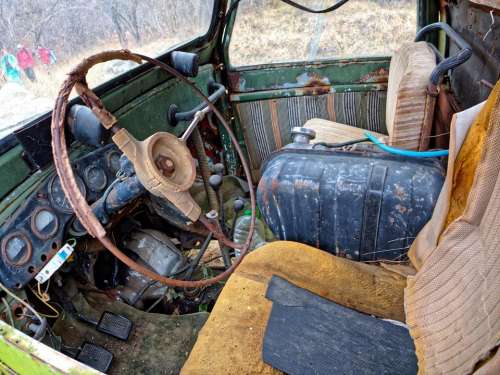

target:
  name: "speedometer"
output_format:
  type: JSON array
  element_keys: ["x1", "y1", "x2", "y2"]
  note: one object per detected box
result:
[
  {"x1": 48, "y1": 174, "x2": 87, "y2": 214},
  {"x1": 31, "y1": 207, "x2": 59, "y2": 239},
  {"x1": 84, "y1": 165, "x2": 108, "y2": 192},
  {"x1": 1, "y1": 231, "x2": 32, "y2": 267}
]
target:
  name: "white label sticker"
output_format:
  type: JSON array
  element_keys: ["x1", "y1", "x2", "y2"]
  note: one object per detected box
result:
[{"x1": 35, "y1": 243, "x2": 74, "y2": 283}]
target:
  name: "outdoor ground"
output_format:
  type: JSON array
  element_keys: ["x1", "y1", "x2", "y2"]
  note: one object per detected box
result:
[{"x1": 0, "y1": 0, "x2": 416, "y2": 139}]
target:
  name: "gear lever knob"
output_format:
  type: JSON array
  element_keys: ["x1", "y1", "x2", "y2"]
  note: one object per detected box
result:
[
  {"x1": 213, "y1": 163, "x2": 224, "y2": 176},
  {"x1": 208, "y1": 174, "x2": 223, "y2": 192},
  {"x1": 233, "y1": 198, "x2": 245, "y2": 213}
]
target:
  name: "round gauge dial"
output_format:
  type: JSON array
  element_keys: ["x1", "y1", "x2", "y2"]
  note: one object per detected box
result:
[
  {"x1": 84, "y1": 165, "x2": 108, "y2": 192},
  {"x1": 48, "y1": 174, "x2": 87, "y2": 213},
  {"x1": 106, "y1": 150, "x2": 122, "y2": 175},
  {"x1": 31, "y1": 207, "x2": 59, "y2": 239},
  {"x1": 1, "y1": 232, "x2": 32, "y2": 266}
]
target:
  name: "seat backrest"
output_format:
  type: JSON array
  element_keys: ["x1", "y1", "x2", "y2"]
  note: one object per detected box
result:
[{"x1": 386, "y1": 41, "x2": 436, "y2": 149}]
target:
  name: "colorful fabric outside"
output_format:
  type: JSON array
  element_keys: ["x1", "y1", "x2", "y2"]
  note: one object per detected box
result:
[{"x1": 0, "y1": 53, "x2": 21, "y2": 82}]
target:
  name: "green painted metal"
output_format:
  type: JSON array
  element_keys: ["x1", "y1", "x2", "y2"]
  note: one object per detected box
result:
[
  {"x1": 0, "y1": 146, "x2": 31, "y2": 200},
  {"x1": 0, "y1": 146, "x2": 89, "y2": 225},
  {"x1": 227, "y1": 58, "x2": 390, "y2": 93},
  {"x1": 0, "y1": 322, "x2": 98, "y2": 375},
  {"x1": 115, "y1": 65, "x2": 214, "y2": 140},
  {"x1": 229, "y1": 83, "x2": 387, "y2": 103}
]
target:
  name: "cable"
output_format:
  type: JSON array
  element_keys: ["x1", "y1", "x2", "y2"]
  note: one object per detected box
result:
[
  {"x1": 0, "y1": 281, "x2": 46, "y2": 340},
  {"x1": 312, "y1": 138, "x2": 369, "y2": 149},
  {"x1": 226, "y1": 0, "x2": 350, "y2": 20},
  {"x1": 28, "y1": 284, "x2": 60, "y2": 319},
  {"x1": 364, "y1": 132, "x2": 449, "y2": 158},
  {"x1": 2, "y1": 298, "x2": 14, "y2": 327}
]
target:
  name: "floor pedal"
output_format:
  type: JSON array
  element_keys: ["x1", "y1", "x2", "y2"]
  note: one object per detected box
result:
[
  {"x1": 78, "y1": 311, "x2": 133, "y2": 341},
  {"x1": 96, "y1": 311, "x2": 133, "y2": 341},
  {"x1": 76, "y1": 342, "x2": 113, "y2": 373}
]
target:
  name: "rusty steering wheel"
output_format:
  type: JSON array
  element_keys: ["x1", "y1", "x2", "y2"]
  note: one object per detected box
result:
[{"x1": 51, "y1": 50, "x2": 255, "y2": 288}]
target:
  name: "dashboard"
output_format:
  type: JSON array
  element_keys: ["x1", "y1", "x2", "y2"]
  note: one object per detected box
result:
[{"x1": 0, "y1": 144, "x2": 122, "y2": 289}]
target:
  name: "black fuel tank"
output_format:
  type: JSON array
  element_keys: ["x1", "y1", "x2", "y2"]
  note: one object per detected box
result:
[{"x1": 257, "y1": 146, "x2": 445, "y2": 261}]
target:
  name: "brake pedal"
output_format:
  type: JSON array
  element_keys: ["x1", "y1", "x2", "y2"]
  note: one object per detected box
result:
[
  {"x1": 76, "y1": 342, "x2": 113, "y2": 373},
  {"x1": 97, "y1": 311, "x2": 133, "y2": 341},
  {"x1": 78, "y1": 311, "x2": 133, "y2": 341}
]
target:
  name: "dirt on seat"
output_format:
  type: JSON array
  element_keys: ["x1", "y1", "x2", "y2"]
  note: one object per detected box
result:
[{"x1": 181, "y1": 241, "x2": 407, "y2": 375}]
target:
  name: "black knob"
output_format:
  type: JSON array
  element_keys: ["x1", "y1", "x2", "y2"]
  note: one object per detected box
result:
[
  {"x1": 233, "y1": 198, "x2": 245, "y2": 213},
  {"x1": 209, "y1": 174, "x2": 223, "y2": 192}
]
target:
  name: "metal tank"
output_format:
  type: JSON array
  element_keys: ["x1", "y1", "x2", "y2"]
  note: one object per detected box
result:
[{"x1": 257, "y1": 128, "x2": 445, "y2": 261}]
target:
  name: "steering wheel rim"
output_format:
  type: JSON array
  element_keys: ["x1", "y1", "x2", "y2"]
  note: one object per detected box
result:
[{"x1": 51, "y1": 49, "x2": 256, "y2": 288}]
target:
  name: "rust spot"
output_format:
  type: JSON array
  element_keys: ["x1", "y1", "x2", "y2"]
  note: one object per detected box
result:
[
  {"x1": 297, "y1": 71, "x2": 331, "y2": 96},
  {"x1": 395, "y1": 204, "x2": 407, "y2": 214},
  {"x1": 155, "y1": 155, "x2": 175, "y2": 177},
  {"x1": 227, "y1": 71, "x2": 242, "y2": 92},
  {"x1": 394, "y1": 184, "x2": 407, "y2": 199},
  {"x1": 359, "y1": 67, "x2": 389, "y2": 83}
]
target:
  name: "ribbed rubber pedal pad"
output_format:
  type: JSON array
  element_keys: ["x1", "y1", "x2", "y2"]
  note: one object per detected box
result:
[
  {"x1": 96, "y1": 311, "x2": 133, "y2": 341},
  {"x1": 76, "y1": 342, "x2": 113, "y2": 373}
]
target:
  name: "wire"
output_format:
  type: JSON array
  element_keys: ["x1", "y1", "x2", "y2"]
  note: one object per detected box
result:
[
  {"x1": 226, "y1": 0, "x2": 350, "y2": 19},
  {"x1": 29, "y1": 283, "x2": 60, "y2": 319},
  {"x1": 0, "y1": 281, "x2": 46, "y2": 340},
  {"x1": 2, "y1": 298, "x2": 14, "y2": 327}
]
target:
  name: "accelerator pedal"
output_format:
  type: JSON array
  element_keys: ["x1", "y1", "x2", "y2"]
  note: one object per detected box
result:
[{"x1": 78, "y1": 311, "x2": 133, "y2": 341}]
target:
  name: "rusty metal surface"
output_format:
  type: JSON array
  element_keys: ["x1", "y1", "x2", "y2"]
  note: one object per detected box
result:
[{"x1": 51, "y1": 49, "x2": 255, "y2": 288}]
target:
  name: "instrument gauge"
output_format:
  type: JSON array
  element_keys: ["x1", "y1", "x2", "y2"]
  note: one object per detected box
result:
[
  {"x1": 1, "y1": 231, "x2": 32, "y2": 267},
  {"x1": 48, "y1": 174, "x2": 87, "y2": 214},
  {"x1": 106, "y1": 150, "x2": 122, "y2": 175},
  {"x1": 84, "y1": 165, "x2": 108, "y2": 192},
  {"x1": 31, "y1": 207, "x2": 59, "y2": 239}
]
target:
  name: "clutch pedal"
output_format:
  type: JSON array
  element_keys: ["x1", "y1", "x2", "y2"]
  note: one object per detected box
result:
[
  {"x1": 78, "y1": 311, "x2": 133, "y2": 341},
  {"x1": 76, "y1": 342, "x2": 113, "y2": 373}
]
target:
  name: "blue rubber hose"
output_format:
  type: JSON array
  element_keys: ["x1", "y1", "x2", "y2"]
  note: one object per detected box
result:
[{"x1": 364, "y1": 132, "x2": 449, "y2": 158}]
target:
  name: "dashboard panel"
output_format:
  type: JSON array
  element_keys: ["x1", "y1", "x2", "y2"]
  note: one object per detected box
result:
[{"x1": 0, "y1": 144, "x2": 121, "y2": 289}]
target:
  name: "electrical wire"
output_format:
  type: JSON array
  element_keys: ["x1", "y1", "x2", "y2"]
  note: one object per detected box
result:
[
  {"x1": 1, "y1": 297, "x2": 14, "y2": 327},
  {"x1": 28, "y1": 285, "x2": 60, "y2": 319},
  {"x1": 226, "y1": 0, "x2": 350, "y2": 20},
  {"x1": 0, "y1": 281, "x2": 46, "y2": 340}
]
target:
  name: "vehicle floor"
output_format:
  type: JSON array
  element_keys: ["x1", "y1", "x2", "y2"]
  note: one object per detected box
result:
[{"x1": 53, "y1": 292, "x2": 208, "y2": 374}]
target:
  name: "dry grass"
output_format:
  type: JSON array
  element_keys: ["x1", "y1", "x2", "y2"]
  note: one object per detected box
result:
[
  {"x1": 1, "y1": 0, "x2": 416, "y2": 134},
  {"x1": 230, "y1": 0, "x2": 417, "y2": 66}
]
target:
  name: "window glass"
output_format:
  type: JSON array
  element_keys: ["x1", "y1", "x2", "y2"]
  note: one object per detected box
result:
[
  {"x1": 0, "y1": 0, "x2": 214, "y2": 139},
  {"x1": 229, "y1": 0, "x2": 417, "y2": 66}
]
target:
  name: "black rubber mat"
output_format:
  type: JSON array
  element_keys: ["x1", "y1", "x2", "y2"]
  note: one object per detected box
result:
[
  {"x1": 263, "y1": 275, "x2": 418, "y2": 375},
  {"x1": 77, "y1": 342, "x2": 113, "y2": 373}
]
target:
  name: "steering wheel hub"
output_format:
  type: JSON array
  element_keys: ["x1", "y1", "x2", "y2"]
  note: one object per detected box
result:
[{"x1": 112, "y1": 128, "x2": 200, "y2": 220}]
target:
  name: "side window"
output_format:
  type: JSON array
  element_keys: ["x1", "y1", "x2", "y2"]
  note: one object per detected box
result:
[
  {"x1": 0, "y1": 0, "x2": 214, "y2": 139},
  {"x1": 229, "y1": 0, "x2": 417, "y2": 67}
]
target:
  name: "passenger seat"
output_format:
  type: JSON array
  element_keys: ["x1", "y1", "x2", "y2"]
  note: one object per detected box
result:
[{"x1": 306, "y1": 41, "x2": 436, "y2": 150}]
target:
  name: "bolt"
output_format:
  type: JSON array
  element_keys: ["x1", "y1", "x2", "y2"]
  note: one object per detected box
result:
[{"x1": 155, "y1": 155, "x2": 175, "y2": 177}]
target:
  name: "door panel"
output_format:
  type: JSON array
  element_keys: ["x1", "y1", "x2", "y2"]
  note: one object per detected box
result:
[{"x1": 226, "y1": 59, "x2": 390, "y2": 178}]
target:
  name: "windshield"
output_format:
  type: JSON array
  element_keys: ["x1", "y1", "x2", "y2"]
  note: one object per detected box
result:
[
  {"x1": 0, "y1": 0, "x2": 214, "y2": 139},
  {"x1": 229, "y1": 0, "x2": 417, "y2": 67}
]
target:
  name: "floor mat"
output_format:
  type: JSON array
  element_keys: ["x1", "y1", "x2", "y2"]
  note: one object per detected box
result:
[
  {"x1": 263, "y1": 276, "x2": 417, "y2": 375},
  {"x1": 53, "y1": 292, "x2": 208, "y2": 374}
]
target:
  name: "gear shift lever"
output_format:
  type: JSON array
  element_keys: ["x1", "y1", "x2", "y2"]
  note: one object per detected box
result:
[{"x1": 208, "y1": 172, "x2": 231, "y2": 268}]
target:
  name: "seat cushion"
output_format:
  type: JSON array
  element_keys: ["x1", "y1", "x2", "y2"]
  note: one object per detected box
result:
[
  {"x1": 181, "y1": 241, "x2": 406, "y2": 374},
  {"x1": 386, "y1": 41, "x2": 436, "y2": 149},
  {"x1": 406, "y1": 81, "x2": 500, "y2": 374},
  {"x1": 304, "y1": 118, "x2": 387, "y2": 144}
]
